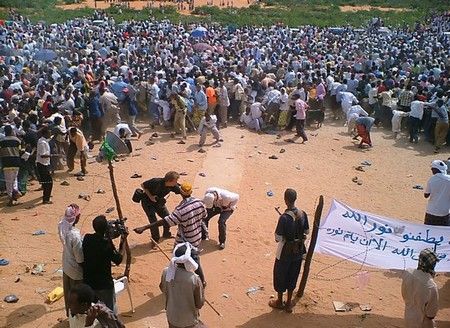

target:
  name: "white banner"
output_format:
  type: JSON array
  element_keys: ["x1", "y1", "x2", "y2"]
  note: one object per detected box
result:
[{"x1": 316, "y1": 200, "x2": 450, "y2": 272}]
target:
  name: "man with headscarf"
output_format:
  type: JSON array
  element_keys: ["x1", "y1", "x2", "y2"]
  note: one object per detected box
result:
[
  {"x1": 159, "y1": 243, "x2": 206, "y2": 328},
  {"x1": 202, "y1": 187, "x2": 239, "y2": 249},
  {"x1": 424, "y1": 160, "x2": 450, "y2": 226},
  {"x1": 401, "y1": 249, "x2": 440, "y2": 328},
  {"x1": 58, "y1": 203, "x2": 83, "y2": 317}
]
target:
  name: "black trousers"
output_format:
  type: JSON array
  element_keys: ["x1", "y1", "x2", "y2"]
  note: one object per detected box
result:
[
  {"x1": 204, "y1": 207, "x2": 234, "y2": 244},
  {"x1": 36, "y1": 162, "x2": 53, "y2": 202},
  {"x1": 295, "y1": 119, "x2": 308, "y2": 142},
  {"x1": 141, "y1": 197, "x2": 170, "y2": 242}
]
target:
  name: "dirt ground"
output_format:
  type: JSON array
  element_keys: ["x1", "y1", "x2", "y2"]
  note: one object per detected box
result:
[{"x1": 0, "y1": 116, "x2": 449, "y2": 328}]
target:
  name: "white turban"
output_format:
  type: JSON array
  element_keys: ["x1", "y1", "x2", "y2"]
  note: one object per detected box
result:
[{"x1": 166, "y1": 242, "x2": 198, "y2": 282}]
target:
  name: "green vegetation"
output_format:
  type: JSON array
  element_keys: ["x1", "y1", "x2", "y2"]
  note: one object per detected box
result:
[{"x1": 0, "y1": 0, "x2": 448, "y2": 26}]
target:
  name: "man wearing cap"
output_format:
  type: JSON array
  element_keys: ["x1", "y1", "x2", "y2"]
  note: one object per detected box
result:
[
  {"x1": 401, "y1": 248, "x2": 440, "y2": 328},
  {"x1": 202, "y1": 187, "x2": 239, "y2": 249},
  {"x1": 160, "y1": 243, "x2": 206, "y2": 328},
  {"x1": 424, "y1": 160, "x2": 450, "y2": 226},
  {"x1": 134, "y1": 182, "x2": 207, "y2": 285}
]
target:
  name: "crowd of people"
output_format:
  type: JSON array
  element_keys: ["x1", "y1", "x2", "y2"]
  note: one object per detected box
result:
[{"x1": 0, "y1": 7, "x2": 449, "y2": 328}]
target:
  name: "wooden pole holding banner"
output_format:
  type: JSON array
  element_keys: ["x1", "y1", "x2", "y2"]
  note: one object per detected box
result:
[
  {"x1": 297, "y1": 195, "x2": 324, "y2": 298},
  {"x1": 108, "y1": 159, "x2": 132, "y2": 279}
]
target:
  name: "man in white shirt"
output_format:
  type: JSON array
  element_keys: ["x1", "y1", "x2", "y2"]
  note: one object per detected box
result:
[
  {"x1": 202, "y1": 187, "x2": 239, "y2": 249},
  {"x1": 198, "y1": 112, "x2": 221, "y2": 148},
  {"x1": 340, "y1": 91, "x2": 359, "y2": 117},
  {"x1": 113, "y1": 122, "x2": 133, "y2": 153},
  {"x1": 401, "y1": 249, "x2": 439, "y2": 328},
  {"x1": 424, "y1": 160, "x2": 450, "y2": 226},
  {"x1": 36, "y1": 127, "x2": 53, "y2": 204},
  {"x1": 409, "y1": 97, "x2": 432, "y2": 143}
]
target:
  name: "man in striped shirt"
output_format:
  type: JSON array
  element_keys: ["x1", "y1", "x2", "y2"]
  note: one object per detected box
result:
[{"x1": 134, "y1": 182, "x2": 207, "y2": 286}]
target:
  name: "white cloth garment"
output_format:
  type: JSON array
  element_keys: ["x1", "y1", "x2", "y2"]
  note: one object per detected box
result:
[{"x1": 165, "y1": 242, "x2": 198, "y2": 282}]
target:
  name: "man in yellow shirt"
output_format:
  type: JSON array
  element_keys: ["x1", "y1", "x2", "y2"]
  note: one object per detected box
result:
[{"x1": 67, "y1": 127, "x2": 88, "y2": 176}]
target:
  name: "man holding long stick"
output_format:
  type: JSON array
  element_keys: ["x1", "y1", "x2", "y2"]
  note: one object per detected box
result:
[{"x1": 134, "y1": 182, "x2": 208, "y2": 286}]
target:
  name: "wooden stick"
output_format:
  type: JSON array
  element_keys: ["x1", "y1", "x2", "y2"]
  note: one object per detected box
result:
[
  {"x1": 296, "y1": 195, "x2": 324, "y2": 298},
  {"x1": 108, "y1": 159, "x2": 132, "y2": 278},
  {"x1": 149, "y1": 236, "x2": 222, "y2": 317}
]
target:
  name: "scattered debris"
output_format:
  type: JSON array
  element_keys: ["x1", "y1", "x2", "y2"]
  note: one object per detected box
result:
[
  {"x1": 212, "y1": 143, "x2": 221, "y2": 148},
  {"x1": 150, "y1": 156, "x2": 157, "y2": 160},
  {"x1": 241, "y1": 135, "x2": 245, "y2": 139},
  {"x1": 333, "y1": 301, "x2": 361, "y2": 312},
  {"x1": 96, "y1": 189, "x2": 106, "y2": 194},
  {"x1": 32, "y1": 230, "x2": 46, "y2": 236},
  {"x1": 60, "y1": 181, "x2": 70, "y2": 186},
  {"x1": 226, "y1": 157, "x2": 234, "y2": 160},
  {"x1": 333, "y1": 138, "x2": 340, "y2": 141},
  {"x1": 78, "y1": 193, "x2": 91, "y2": 201},
  {"x1": 0, "y1": 259, "x2": 9, "y2": 266},
  {"x1": 222, "y1": 293, "x2": 229, "y2": 299},
  {"x1": 412, "y1": 185, "x2": 424, "y2": 190},
  {"x1": 407, "y1": 174, "x2": 413, "y2": 178},
  {"x1": 187, "y1": 159, "x2": 195, "y2": 162},
  {"x1": 179, "y1": 172, "x2": 188, "y2": 176},
  {"x1": 361, "y1": 160, "x2": 372, "y2": 166},
  {"x1": 14, "y1": 277, "x2": 20, "y2": 283},
  {"x1": 276, "y1": 134, "x2": 281, "y2": 139},
  {"x1": 352, "y1": 177, "x2": 363, "y2": 185},
  {"x1": 4, "y1": 295, "x2": 19, "y2": 303},
  {"x1": 246, "y1": 286, "x2": 264, "y2": 296},
  {"x1": 360, "y1": 304, "x2": 372, "y2": 311},
  {"x1": 105, "y1": 207, "x2": 115, "y2": 214},
  {"x1": 47, "y1": 287, "x2": 64, "y2": 303},
  {"x1": 31, "y1": 263, "x2": 45, "y2": 275},
  {"x1": 199, "y1": 173, "x2": 206, "y2": 177},
  {"x1": 279, "y1": 149, "x2": 286, "y2": 153},
  {"x1": 295, "y1": 165, "x2": 301, "y2": 170},
  {"x1": 266, "y1": 190, "x2": 274, "y2": 197},
  {"x1": 76, "y1": 176, "x2": 84, "y2": 181},
  {"x1": 151, "y1": 133, "x2": 159, "y2": 138},
  {"x1": 177, "y1": 140, "x2": 186, "y2": 144},
  {"x1": 135, "y1": 147, "x2": 143, "y2": 151},
  {"x1": 198, "y1": 149, "x2": 206, "y2": 153},
  {"x1": 355, "y1": 166, "x2": 365, "y2": 172},
  {"x1": 130, "y1": 173, "x2": 142, "y2": 178},
  {"x1": 257, "y1": 151, "x2": 263, "y2": 154},
  {"x1": 269, "y1": 155, "x2": 278, "y2": 159}
]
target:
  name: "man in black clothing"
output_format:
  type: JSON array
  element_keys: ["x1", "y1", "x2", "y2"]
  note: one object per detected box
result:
[
  {"x1": 82, "y1": 215, "x2": 124, "y2": 313},
  {"x1": 140, "y1": 171, "x2": 181, "y2": 245},
  {"x1": 269, "y1": 188, "x2": 309, "y2": 313}
]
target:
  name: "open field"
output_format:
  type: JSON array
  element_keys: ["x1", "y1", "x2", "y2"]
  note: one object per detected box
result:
[{"x1": 0, "y1": 0, "x2": 448, "y2": 26}]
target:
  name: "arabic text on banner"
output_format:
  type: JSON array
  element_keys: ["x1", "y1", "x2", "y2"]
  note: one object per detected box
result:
[{"x1": 316, "y1": 200, "x2": 450, "y2": 272}]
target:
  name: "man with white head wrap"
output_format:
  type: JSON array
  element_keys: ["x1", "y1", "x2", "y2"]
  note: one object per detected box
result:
[
  {"x1": 58, "y1": 203, "x2": 83, "y2": 317},
  {"x1": 424, "y1": 160, "x2": 450, "y2": 226},
  {"x1": 160, "y1": 243, "x2": 206, "y2": 328}
]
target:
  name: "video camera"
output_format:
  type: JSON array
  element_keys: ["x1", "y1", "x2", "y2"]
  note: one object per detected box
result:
[{"x1": 107, "y1": 218, "x2": 128, "y2": 240}]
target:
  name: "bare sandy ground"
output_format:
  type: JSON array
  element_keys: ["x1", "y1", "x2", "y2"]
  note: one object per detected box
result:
[{"x1": 0, "y1": 117, "x2": 449, "y2": 328}]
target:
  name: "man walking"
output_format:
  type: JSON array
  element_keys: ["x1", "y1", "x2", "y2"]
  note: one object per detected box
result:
[
  {"x1": 432, "y1": 99, "x2": 449, "y2": 153},
  {"x1": 424, "y1": 160, "x2": 450, "y2": 226},
  {"x1": 36, "y1": 127, "x2": 53, "y2": 204},
  {"x1": 140, "y1": 171, "x2": 181, "y2": 245},
  {"x1": 269, "y1": 188, "x2": 309, "y2": 313},
  {"x1": 67, "y1": 127, "x2": 88, "y2": 176},
  {"x1": 202, "y1": 187, "x2": 239, "y2": 249},
  {"x1": 0, "y1": 125, "x2": 22, "y2": 206}
]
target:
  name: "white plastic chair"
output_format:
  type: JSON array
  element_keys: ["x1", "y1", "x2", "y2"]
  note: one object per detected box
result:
[{"x1": 114, "y1": 276, "x2": 135, "y2": 313}]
